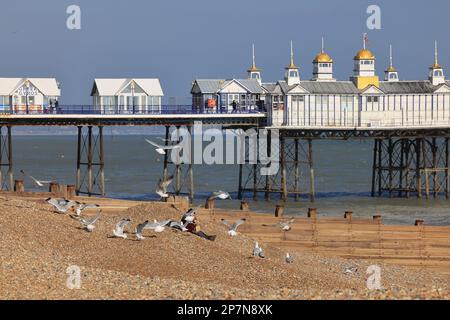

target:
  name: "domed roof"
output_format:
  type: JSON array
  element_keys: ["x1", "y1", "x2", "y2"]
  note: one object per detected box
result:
[
  {"x1": 354, "y1": 49, "x2": 375, "y2": 60},
  {"x1": 431, "y1": 62, "x2": 442, "y2": 69},
  {"x1": 314, "y1": 52, "x2": 333, "y2": 63},
  {"x1": 386, "y1": 66, "x2": 397, "y2": 72}
]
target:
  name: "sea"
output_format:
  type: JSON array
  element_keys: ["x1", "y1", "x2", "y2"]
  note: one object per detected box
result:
[{"x1": 10, "y1": 134, "x2": 450, "y2": 226}]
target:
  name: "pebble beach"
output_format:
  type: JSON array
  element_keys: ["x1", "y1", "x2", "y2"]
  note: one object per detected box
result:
[{"x1": 0, "y1": 195, "x2": 449, "y2": 300}]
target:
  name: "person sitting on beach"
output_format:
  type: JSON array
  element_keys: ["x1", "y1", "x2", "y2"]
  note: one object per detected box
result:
[{"x1": 182, "y1": 216, "x2": 216, "y2": 241}]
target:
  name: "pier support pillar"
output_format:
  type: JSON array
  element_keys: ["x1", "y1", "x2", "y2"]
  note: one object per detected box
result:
[
  {"x1": 76, "y1": 126, "x2": 105, "y2": 197},
  {"x1": 238, "y1": 129, "x2": 315, "y2": 202},
  {"x1": 371, "y1": 137, "x2": 450, "y2": 198},
  {"x1": 0, "y1": 126, "x2": 13, "y2": 191}
]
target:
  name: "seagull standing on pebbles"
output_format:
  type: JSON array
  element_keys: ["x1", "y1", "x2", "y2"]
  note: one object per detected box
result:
[
  {"x1": 135, "y1": 220, "x2": 149, "y2": 240},
  {"x1": 285, "y1": 253, "x2": 294, "y2": 264},
  {"x1": 46, "y1": 198, "x2": 78, "y2": 214},
  {"x1": 80, "y1": 211, "x2": 101, "y2": 232},
  {"x1": 75, "y1": 203, "x2": 100, "y2": 216},
  {"x1": 144, "y1": 219, "x2": 172, "y2": 233},
  {"x1": 156, "y1": 176, "x2": 174, "y2": 198},
  {"x1": 145, "y1": 139, "x2": 182, "y2": 155},
  {"x1": 253, "y1": 242, "x2": 265, "y2": 258},
  {"x1": 221, "y1": 218, "x2": 246, "y2": 237},
  {"x1": 112, "y1": 218, "x2": 131, "y2": 239},
  {"x1": 263, "y1": 218, "x2": 295, "y2": 231}
]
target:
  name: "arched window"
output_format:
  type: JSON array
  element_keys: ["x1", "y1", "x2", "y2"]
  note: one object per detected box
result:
[
  {"x1": 289, "y1": 70, "x2": 298, "y2": 78},
  {"x1": 434, "y1": 70, "x2": 443, "y2": 77},
  {"x1": 390, "y1": 73, "x2": 397, "y2": 80}
]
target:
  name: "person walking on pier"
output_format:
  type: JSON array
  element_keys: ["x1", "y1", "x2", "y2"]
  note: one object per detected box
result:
[{"x1": 231, "y1": 100, "x2": 237, "y2": 113}]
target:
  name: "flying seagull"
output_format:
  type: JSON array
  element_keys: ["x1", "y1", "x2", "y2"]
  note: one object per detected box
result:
[
  {"x1": 221, "y1": 218, "x2": 246, "y2": 237},
  {"x1": 144, "y1": 219, "x2": 172, "y2": 233},
  {"x1": 46, "y1": 198, "x2": 78, "y2": 214},
  {"x1": 253, "y1": 242, "x2": 265, "y2": 258},
  {"x1": 169, "y1": 220, "x2": 189, "y2": 232},
  {"x1": 181, "y1": 206, "x2": 201, "y2": 224},
  {"x1": 21, "y1": 170, "x2": 54, "y2": 188},
  {"x1": 156, "y1": 175, "x2": 174, "y2": 198},
  {"x1": 112, "y1": 218, "x2": 131, "y2": 239},
  {"x1": 285, "y1": 253, "x2": 294, "y2": 264},
  {"x1": 135, "y1": 220, "x2": 149, "y2": 240},
  {"x1": 75, "y1": 203, "x2": 100, "y2": 216},
  {"x1": 80, "y1": 211, "x2": 101, "y2": 232},
  {"x1": 145, "y1": 139, "x2": 182, "y2": 155},
  {"x1": 208, "y1": 190, "x2": 232, "y2": 201},
  {"x1": 263, "y1": 218, "x2": 295, "y2": 231}
]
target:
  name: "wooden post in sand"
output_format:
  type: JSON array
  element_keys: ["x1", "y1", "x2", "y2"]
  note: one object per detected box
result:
[
  {"x1": 373, "y1": 215, "x2": 382, "y2": 224},
  {"x1": 344, "y1": 211, "x2": 353, "y2": 220},
  {"x1": 240, "y1": 201, "x2": 250, "y2": 211},
  {"x1": 415, "y1": 219, "x2": 425, "y2": 226},
  {"x1": 49, "y1": 182, "x2": 59, "y2": 194},
  {"x1": 14, "y1": 180, "x2": 24, "y2": 193},
  {"x1": 275, "y1": 205, "x2": 284, "y2": 217},
  {"x1": 308, "y1": 208, "x2": 317, "y2": 219},
  {"x1": 67, "y1": 185, "x2": 76, "y2": 199},
  {"x1": 205, "y1": 198, "x2": 215, "y2": 210}
]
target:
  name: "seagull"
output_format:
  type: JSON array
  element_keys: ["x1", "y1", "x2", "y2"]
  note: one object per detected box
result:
[
  {"x1": 344, "y1": 266, "x2": 358, "y2": 275},
  {"x1": 253, "y1": 242, "x2": 265, "y2": 258},
  {"x1": 145, "y1": 139, "x2": 182, "y2": 155},
  {"x1": 21, "y1": 170, "x2": 54, "y2": 188},
  {"x1": 80, "y1": 211, "x2": 101, "y2": 232},
  {"x1": 144, "y1": 219, "x2": 172, "y2": 233},
  {"x1": 263, "y1": 218, "x2": 295, "y2": 231},
  {"x1": 46, "y1": 198, "x2": 78, "y2": 214},
  {"x1": 112, "y1": 218, "x2": 131, "y2": 239},
  {"x1": 285, "y1": 253, "x2": 294, "y2": 264},
  {"x1": 169, "y1": 220, "x2": 189, "y2": 232},
  {"x1": 75, "y1": 203, "x2": 100, "y2": 216},
  {"x1": 181, "y1": 206, "x2": 201, "y2": 224},
  {"x1": 135, "y1": 220, "x2": 149, "y2": 240},
  {"x1": 221, "y1": 218, "x2": 246, "y2": 237},
  {"x1": 208, "y1": 190, "x2": 232, "y2": 201},
  {"x1": 156, "y1": 175, "x2": 173, "y2": 198}
]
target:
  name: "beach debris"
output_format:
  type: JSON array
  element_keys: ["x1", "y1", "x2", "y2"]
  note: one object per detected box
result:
[
  {"x1": 112, "y1": 218, "x2": 131, "y2": 239},
  {"x1": 145, "y1": 139, "x2": 182, "y2": 155},
  {"x1": 75, "y1": 203, "x2": 100, "y2": 216},
  {"x1": 344, "y1": 266, "x2": 358, "y2": 275},
  {"x1": 135, "y1": 220, "x2": 149, "y2": 240},
  {"x1": 21, "y1": 170, "x2": 54, "y2": 188},
  {"x1": 156, "y1": 175, "x2": 174, "y2": 198},
  {"x1": 46, "y1": 198, "x2": 78, "y2": 214},
  {"x1": 80, "y1": 211, "x2": 102, "y2": 232},
  {"x1": 144, "y1": 219, "x2": 172, "y2": 233},
  {"x1": 253, "y1": 242, "x2": 265, "y2": 258},
  {"x1": 221, "y1": 218, "x2": 246, "y2": 237},
  {"x1": 208, "y1": 191, "x2": 232, "y2": 201},
  {"x1": 263, "y1": 218, "x2": 295, "y2": 231},
  {"x1": 285, "y1": 253, "x2": 294, "y2": 264}
]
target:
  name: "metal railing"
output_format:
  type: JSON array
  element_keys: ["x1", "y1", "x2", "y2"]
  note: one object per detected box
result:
[{"x1": 2, "y1": 105, "x2": 266, "y2": 116}]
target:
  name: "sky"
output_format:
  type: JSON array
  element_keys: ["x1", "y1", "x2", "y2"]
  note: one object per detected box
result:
[{"x1": 0, "y1": 0, "x2": 449, "y2": 105}]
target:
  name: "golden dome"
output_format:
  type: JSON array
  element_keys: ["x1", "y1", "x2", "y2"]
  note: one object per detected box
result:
[
  {"x1": 314, "y1": 52, "x2": 333, "y2": 63},
  {"x1": 386, "y1": 66, "x2": 397, "y2": 72},
  {"x1": 247, "y1": 65, "x2": 261, "y2": 72},
  {"x1": 431, "y1": 62, "x2": 442, "y2": 69},
  {"x1": 354, "y1": 49, "x2": 375, "y2": 60}
]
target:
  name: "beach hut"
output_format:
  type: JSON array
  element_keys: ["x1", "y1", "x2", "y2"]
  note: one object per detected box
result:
[
  {"x1": 91, "y1": 78, "x2": 164, "y2": 114},
  {"x1": 0, "y1": 78, "x2": 60, "y2": 114}
]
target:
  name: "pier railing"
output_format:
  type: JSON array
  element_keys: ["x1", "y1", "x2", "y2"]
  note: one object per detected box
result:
[{"x1": 4, "y1": 105, "x2": 265, "y2": 116}]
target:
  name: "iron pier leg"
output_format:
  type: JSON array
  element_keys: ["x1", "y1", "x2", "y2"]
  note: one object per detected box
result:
[
  {"x1": 280, "y1": 136, "x2": 287, "y2": 201},
  {"x1": 388, "y1": 138, "x2": 393, "y2": 198},
  {"x1": 378, "y1": 140, "x2": 383, "y2": 197},
  {"x1": 399, "y1": 139, "x2": 405, "y2": 198},
  {"x1": 238, "y1": 162, "x2": 243, "y2": 200},
  {"x1": 416, "y1": 138, "x2": 422, "y2": 199},
  {"x1": 371, "y1": 139, "x2": 378, "y2": 197},
  {"x1": 87, "y1": 126, "x2": 93, "y2": 196},
  {"x1": 264, "y1": 131, "x2": 272, "y2": 201},
  {"x1": 188, "y1": 125, "x2": 194, "y2": 201},
  {"x1": 7, "y1": 126, "x2": 13, "y2": 190},
  {"x1": 99, "y1": 126, "x2": 105, "y2": 196},
  {"x1": 294, "y1": 138, "x2": 299, "y2": 201},
  {"x1": 76, "y1": 126, "x2": 82, "y2": 195},
  {"x1": 446, "y1": 138, "x2": 449, "y2": 199},
  {"x1": 175, "y1": 126, "x2": 181, "y2": 195},
  {"x1": 432, "y1": 137, "x2": 437, "y2": 198},
  {"x1": 163, "y1": 126, "x2": 170, "y2": 181},
  {"x1": 308, "y1": 139, "x2": 315, "y2": 202}
]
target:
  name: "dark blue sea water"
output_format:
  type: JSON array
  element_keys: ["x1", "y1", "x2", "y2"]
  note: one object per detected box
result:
[{"x1": 10, "y1": 135, "x2": 450, "y2": 226}]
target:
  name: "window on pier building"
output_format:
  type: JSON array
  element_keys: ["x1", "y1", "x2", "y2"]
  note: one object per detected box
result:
[
  {"x1": 366, "y1": 96, "x2": 380, "y2": 111},
  {"x1": 342, "y1": 96, "x2": 354, "y2": 111}
]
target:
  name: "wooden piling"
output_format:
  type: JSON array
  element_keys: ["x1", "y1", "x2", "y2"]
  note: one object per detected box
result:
[
  {"x1": 373, "y1": 215, "x2": 382, "y2": 224},
  {"x1": 240, "y1": 201, "x2": 250, "y2": 211},
  {"x1": 275, "y1": 205, "x2": 284, "y2": 217},
  {"x1": 344, "y1": 211, "x2": 353, "y2": 220},
  {"x1": 308, "y1": 208, "x2": 317, "y2": 219},
  {"x1": 205, "y1": 198, "x2": 215, "y2": 210},
  {"x1": 415, "y1": 219, "x2": 425, "y2": 226},
  {"x1": 49, "y1": 182, "x2": 59, "y2": 194},
  {"x1": 67, "y1": 185, "x2": 76, "y2": 199},
  {"x1": 14, "y1": 180, "x2": 24, "y2": 193}
]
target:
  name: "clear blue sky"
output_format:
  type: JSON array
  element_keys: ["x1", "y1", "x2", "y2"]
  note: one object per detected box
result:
[{"x1": 0, "y1": 0, "x2": 449, "y2": 104}]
